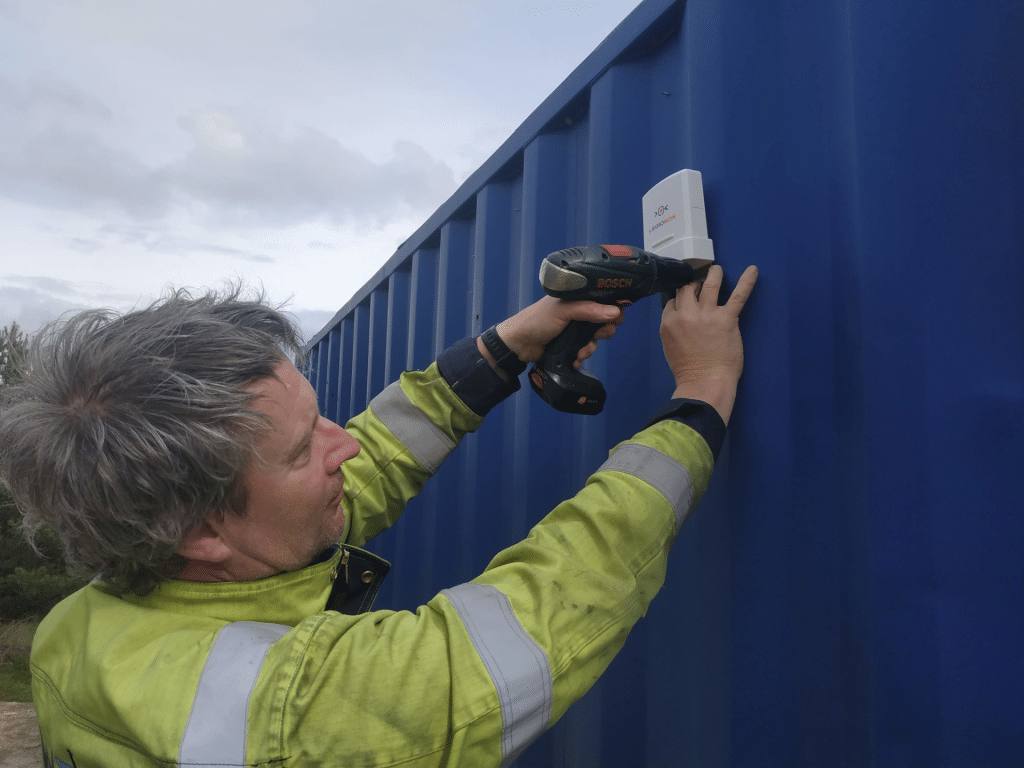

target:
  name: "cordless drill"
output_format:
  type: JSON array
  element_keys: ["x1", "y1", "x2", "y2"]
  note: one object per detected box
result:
[{"x1": 528, "y1": 244, "x2": 699, "y2": 415}]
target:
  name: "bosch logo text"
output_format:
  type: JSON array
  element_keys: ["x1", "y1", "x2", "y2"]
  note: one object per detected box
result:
[{"x1": 597, "y1": 278, "x2": 633, "y2": 288}]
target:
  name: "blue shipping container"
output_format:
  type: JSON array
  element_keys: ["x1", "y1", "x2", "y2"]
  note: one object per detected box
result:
[{"x1": 306, "y1": 1, "x2": 1024, "y2": 765}]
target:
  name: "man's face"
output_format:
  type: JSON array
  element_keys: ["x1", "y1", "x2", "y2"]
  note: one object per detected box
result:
[{"x1": 212, "y1": 357, "x2": 360, "y2": 580}]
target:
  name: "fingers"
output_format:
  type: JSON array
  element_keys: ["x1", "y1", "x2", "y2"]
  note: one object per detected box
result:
[
  {"x1": 575, "y1": 318, "x2": 620, "y2": 367},
  {"x1": 571, "y1": 303, "x2": 624, "y2": 366},
  {"x1": 563, "y1": 301, "x2": 623, "y2": 345},
  {"x1": 675, "y1": 269, "x2": 710, "y2": 308},
  {"x1": 495, "y1": 297, "x2": 628, "y2": 366},
  {"x1": 574, "y1": 338, "x2": 599, "y2": 368},
  {"x1": 697, "y1": 264, "x2": 724, "y2": 306},
  {"x1": 726, "y1": 265, "x2": 758, "y2": 311},
  {"x1": 677, "y1": 264, "x2": 758, "y2": 313},
  {"x1": 560, "y1": 299, "x2": 622, "y2": 325},
  {"x1": 592, "y1": 319, "x2": 620, "y2": 341}
]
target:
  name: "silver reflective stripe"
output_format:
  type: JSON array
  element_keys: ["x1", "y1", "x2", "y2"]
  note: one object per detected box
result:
[
  {"x1": 599, "y1": 443, "x2": 696, "y2": 533},
  {"x1": 369, "y1": 381, "x2": 456, "y2": 474},
  {"x1": 442, "y1": 583, "x2": 553, "y2": 767},
  {"x1": 179, "y1": 621, "x2": 291, "y2": 767}
]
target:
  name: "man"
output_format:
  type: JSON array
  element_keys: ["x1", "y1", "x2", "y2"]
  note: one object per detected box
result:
[{"x1": 0, "y1": 263, "x2": 756, "y2": 767}]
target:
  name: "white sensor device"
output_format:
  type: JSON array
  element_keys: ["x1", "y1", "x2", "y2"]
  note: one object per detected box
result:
[{"x1": 642, "y1": 169, "x2": 715, "y2": 267}]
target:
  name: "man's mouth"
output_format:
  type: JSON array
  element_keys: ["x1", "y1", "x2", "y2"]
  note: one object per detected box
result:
[{"x1": 326, "y1": 484, "x2": 345, "y2": 510}]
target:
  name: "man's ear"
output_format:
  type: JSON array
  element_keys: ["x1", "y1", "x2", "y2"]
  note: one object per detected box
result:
[{"x1": 176, "y1": 520, "x2": 233, "y2": 563}]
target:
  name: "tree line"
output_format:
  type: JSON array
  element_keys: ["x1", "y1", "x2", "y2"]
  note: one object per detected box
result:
[{"x1": 1, "y1": 323, "x2": 87, "y2": 620}]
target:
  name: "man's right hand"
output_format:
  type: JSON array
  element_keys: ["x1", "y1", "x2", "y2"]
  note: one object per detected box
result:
[
  {"x1": 479, "y1": 297, "x2": 625, "y2": 377},
  {"x1": 660, "y1": 264, "x2": 758, "y2": 425}
]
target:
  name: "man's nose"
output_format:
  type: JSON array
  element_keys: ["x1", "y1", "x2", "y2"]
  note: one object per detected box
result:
[{"x1": 324, "y1": 421, "x2": 360, "y2": 471}]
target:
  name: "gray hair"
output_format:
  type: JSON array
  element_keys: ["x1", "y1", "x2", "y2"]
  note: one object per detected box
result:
[{"x1": 0, "y1": 286, "x2": 305, "y2": 595}]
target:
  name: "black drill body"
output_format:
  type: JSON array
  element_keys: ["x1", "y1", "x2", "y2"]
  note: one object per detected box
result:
[{"x1": 529, "y1": 244, "x2": 697, "y2": 414}]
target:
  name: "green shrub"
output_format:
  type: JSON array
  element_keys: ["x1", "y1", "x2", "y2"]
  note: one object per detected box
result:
[
  {"x1": 0, "y1": 566, "x2": 86, "y2": 621},
  {"x1": 0, "y1": 491, "x2": 86, "y2": 620},
  {"x1": 0, "y1": 620, "x2": 40, "y2": 703},
  {"x1": 0, "y1": 655, "x2": 33, "y2": 701}
]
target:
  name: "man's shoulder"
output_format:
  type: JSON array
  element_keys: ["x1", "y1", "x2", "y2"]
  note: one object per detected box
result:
[{"x1": 32, "y1": 582, "x2": 217, "y2": 661}]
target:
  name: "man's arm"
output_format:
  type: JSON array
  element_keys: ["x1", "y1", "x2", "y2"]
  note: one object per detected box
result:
[
  {"x1": 431, "y1": 264, "x2": 759, "y2": 752},
  {"x1": 277, "y1": 266, "x2": 758, "y2": 767},
  {"x1": 339, "y1": 298, "x2": 626, "y2": 547}
]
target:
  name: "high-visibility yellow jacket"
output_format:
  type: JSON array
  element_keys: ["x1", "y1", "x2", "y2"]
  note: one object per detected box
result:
[{"x1": 32, "y1": 339, "x2": 722, "y2": 768}]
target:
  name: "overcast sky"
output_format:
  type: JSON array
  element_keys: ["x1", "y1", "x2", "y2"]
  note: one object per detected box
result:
[{"x1": 1, "y1": 0, "x2": 643, "y2": 342}]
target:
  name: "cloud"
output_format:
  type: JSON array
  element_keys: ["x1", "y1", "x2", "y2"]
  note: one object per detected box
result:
[
  {"x1": 0, "y1": 80, "x2": 456, "y2": 230},
  {"x1": 5, "y1": 275, "x2": 135, "y2": 303},
  {"x1": 0, "y1": 275, "x2": 330, "y2": 342},
  {"x1": 66, "y1": 236, "x2": 106, "y2": 253},
  {"x1": 0, "y1": 284, "x2": 83, "y2": 335},
  {"x1": 5, "y1": 275, "x2": 83, "y2": 297},
  {"x1": 0, "y1": 76, "x2": 172, "y2": 218},
  {"x1": 167, "y1": 107, "x2": 456, "y2": 227},
  {"x1": 131, "y1": 232, "x2": 276, "y2": 263},
  {"x1": 513, "y1": 1, "x2": 610, "y2": 20},
  {"x1": 0, "y1": 279, "x2": 146, "y2": 335}
]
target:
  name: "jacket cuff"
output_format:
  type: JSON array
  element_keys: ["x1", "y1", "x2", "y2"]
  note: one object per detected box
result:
[
  {"x1": 437, "y1": 337, "x2": 521, "y2": 416},
  {"x1": 645, "y1": 399, "x2": 727, "y2": 460}
]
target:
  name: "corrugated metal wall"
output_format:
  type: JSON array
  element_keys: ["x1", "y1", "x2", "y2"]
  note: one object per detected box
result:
[{"x1": 306, "y1": 1, "x2": 1024, "y2": 765}]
